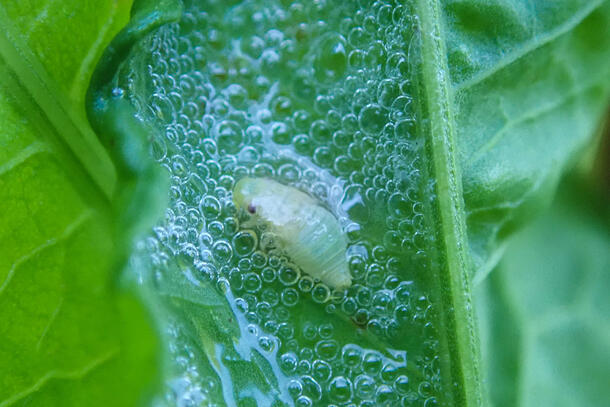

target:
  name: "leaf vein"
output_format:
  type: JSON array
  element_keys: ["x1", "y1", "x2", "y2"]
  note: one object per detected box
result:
[
  {"x1": 0, "y1": 210, "x2": 93, "y2": 297},
  {"x1": 35, "y1": 297, "x2": 64, "y2": 352},
  {"x1": 455, "y1": 0, "x2": 603, "y2": 93},
  {"x1": 464, "y1": 82, "x2": 602, "y2": 168},
  {"x1": 0, "y1": 141, "x2": 48, "y2": 177},
  {"x1": 0, "y1": 349, "x2": 118, "y2": 407}
]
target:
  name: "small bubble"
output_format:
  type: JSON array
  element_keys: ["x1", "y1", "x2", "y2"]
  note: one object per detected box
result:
[
  {"x1": 212, "y1": 240, "x2": 232, "y2": 263},
  {"x1": 314, "y1": 34, "x2": 347, "y2": 83},
  {"x1": 301, "y1": 376, "x2": 322, "y2": 401},
  {"x1": 316, "y1": 323, "x2": 333, "y2": 341},
  {"x1": 348, "y1": 27, "x2": 367, "y2": 47},
  {"x1": 256, "y1": 301, "x2": 272, "y2": 319},
  {"x1": 355, "y1": 374, "x2": 375, "y2": 399},
  {"x1": 376, "y1": 384, "x2": 398, "y2": 405},
  {"x1": 292, "y1": 110, "x2": 311, "y2": 131},
  {"x1": 261, "y1": 288, "x2": 279, "y2": 307},
  {"x1": 341, "y1": 297, "x2": 358, "y2": 315},
  {"x1": 207, "y1": 220, "x2": 224, "y2": 238},
  {"x1": 298, "y1": 276, "x2": 314, "y2": 292},
  {"x1": 367, "y1": 319, "x2": 384, "y2": 337},
  {"x1": 261, "y1": 266, "x2": 277, "y2": 283},
  {"x1": 356, "y1": 286, "x2": 372, "y2": 306},
  {"x1": 293, "y1": 134, "x2": 313, "y2": 155},
  {"x1": 225, "y1": 83, "x2": 248, "y2": 108},
  {"x1": 328, "y1": 376, "x2": 353, "y2": 403},
  {"x1": 295, "y1": 395, "x2": 312, "y2": 407},
  {"x1": 279, "y1": 265, "x2": 300, "y2": 286},
  {"x1": 280, "y1": 352, "x2": 298, "y2": 373},
  {"x1": 278, "y1": 322, "x2": 295, "y2": 340},
  {"x1": 342, "y1": 344, "x2": 362, "y2": 368},
  {"x1": 311, "y1": 333, "x2": 337, "y2": 357},
  {"x1": 395, "y1": 282, "x2": 412, "y2": 304},
  {"x1": 359, "y1": 104, "x2": 385, "y2": 135},
  {"x1": 312, "y1": 284, "x2": 330, "y2": 303},
  {"x1": 313, "y1": 146, "x2": 333, "y2": 168},
  {"x1": 381, "y1": 363, "x2": 399, "y2": 383},
  {"x1": 362, "y1": 351, "x2": 383, "y2": 376},
  {"x1": 259, "y1": 336, "x2": 274, "y2": 352},
  {"x1": 303, "y1": 323, "x2": 318, "y2": 341},
  {"x1": 243, "y1": 272, "x2": 262, "y2": 293},
  {"x1": 232, "y1": 231, "x2": 257, "y2": 257},
  {"x1": 200, "y1": 195, "x2": 221, "y2": 219},
  {"x1": 394, "y1": 375, "x2": 410, "y2": 395},
  {"x1": 310, "y1": 120, "x2": 331, "y2": 143},
  {"x1": 251, "y1": 251, "x2": 267, "y2": 268},
  {"x1": 281, "y1": 288, "x2": 299, "y2": 306},
  {"x1": 312, "y1": 359, "x2": 332, "y2": 382},
  {"x1": 271, "y1": 122, "x2": 291, "y2": 144},
  {"x1": 288, "y1": 379, "x2": 303, "y2": 398},
  {"x1": 278, "y1": 163, "x2": 301, "y2": 182},
  {"x1": 216, "y1": 120, "x2": 244, "y2": 154}
]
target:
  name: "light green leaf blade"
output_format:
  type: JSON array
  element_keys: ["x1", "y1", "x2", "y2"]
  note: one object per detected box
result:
[
  {"x1": 0, "y1": 1, "x2": 160, "y2": 406},
  {"x1": 1, "y1": 0, "x2": 132, "y2": 111}
]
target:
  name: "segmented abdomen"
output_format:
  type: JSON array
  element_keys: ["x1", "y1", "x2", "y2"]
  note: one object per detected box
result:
[
  {"x1": 279, "y1": 203, "x2": 351, "y2": 289},
  {"x1": 234, "y1": 177, "x2": 351, "y2": 289}
]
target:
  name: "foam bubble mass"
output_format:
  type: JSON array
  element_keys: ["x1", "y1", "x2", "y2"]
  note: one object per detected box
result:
[{"x1": 124, "y1": 0, "x2": 443, "y2": 405}]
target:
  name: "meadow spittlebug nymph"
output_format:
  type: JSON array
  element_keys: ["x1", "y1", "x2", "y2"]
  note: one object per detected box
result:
[{"x1": 233, "y1": 177, "x2": 351, "y2": 290}]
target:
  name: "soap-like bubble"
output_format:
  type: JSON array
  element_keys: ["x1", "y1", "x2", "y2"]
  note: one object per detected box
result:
[{"x1": 131, "y1": 1, "x2": 441, "y2": 405}]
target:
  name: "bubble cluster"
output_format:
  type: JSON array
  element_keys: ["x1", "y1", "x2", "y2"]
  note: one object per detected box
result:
[
  {"x1": 124, "y1": 0, "x2": 443, "y2": 405},
  {"x1": 151, "y1": 320, "x2": 224, "y2": 407}
]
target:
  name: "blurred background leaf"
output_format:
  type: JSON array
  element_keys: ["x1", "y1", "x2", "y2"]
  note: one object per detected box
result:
[{"x1": 476, "y1": 174, "x2": 610, "y2": 407}]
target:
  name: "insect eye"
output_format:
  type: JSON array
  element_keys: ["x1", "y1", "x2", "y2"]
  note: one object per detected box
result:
[{"x1": 247, "y1": 203, "x2": 256, "y2": 214}]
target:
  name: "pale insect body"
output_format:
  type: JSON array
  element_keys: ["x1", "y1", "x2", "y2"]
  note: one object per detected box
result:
[{"x1": 233, "y1": 177, "x2": 352, "y2": 289}]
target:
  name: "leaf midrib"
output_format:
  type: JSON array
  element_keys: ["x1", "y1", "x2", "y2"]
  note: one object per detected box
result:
[
  {"x1": 415, "y1": 0, "x2": 482, "y2": 405},
  {"x1": 0, "y1": 5, "x2": 116, "y2": 200}
]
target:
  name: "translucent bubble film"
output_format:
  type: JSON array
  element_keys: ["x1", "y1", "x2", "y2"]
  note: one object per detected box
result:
[{"x1": 120, "y1": 1, "x2": 450, "y2": 406}]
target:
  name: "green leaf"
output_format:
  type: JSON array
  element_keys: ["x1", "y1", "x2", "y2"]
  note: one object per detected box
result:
[
  {"x1": 476, "y1": 182, "x2": 610, "y2": 406},
  {"x1": 0, "y1": 1, "x2": 161, "y2": 406},
  {"x1": 87, "y1": 0, "x2": 610, "y2": 406},
  {"x1": 444, "y1": 0, "x2": 610, "y2": 281},
  {"x1": 1, "y1": 0, "x2": 132, "y2": 113}
]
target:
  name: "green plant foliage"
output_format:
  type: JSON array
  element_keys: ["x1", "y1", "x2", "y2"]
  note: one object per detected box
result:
[
  {"x1": 2, "y1": 0, "x2": 609, "y2": 405},
  {"x1": 476, "y1": 183, "x2": 610, "y2": 406},
  {"x1": 1, "y1": 0, "x2": 132, "y2": 110},
  {"x1": 444, "y1": 0, "x2": 610, "y2": 280},
  {"x1": 85, "y1": 0, "x2": 610, "y2": 405},
  {"x1": 0, "y1": 1, "x2": 160, "y2": 406}
]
